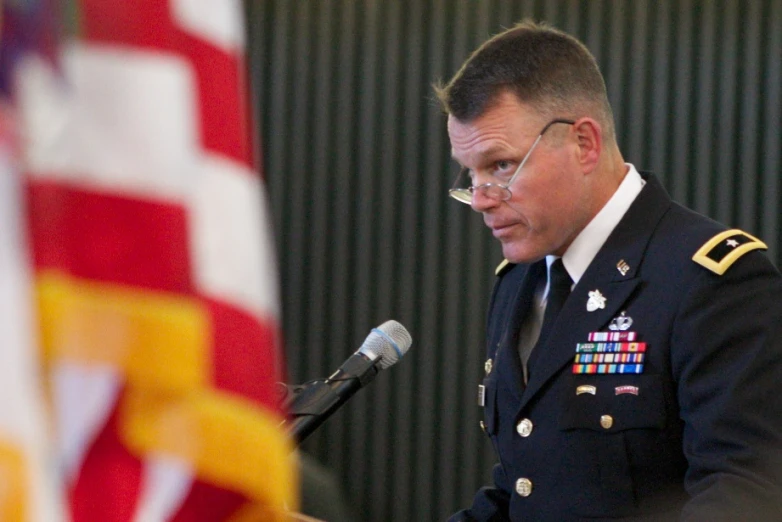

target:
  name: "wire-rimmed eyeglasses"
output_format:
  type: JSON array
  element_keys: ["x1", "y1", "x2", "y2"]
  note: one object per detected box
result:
[{"x1": 448, "y1": 118, "x2": 576, "y2": 205}]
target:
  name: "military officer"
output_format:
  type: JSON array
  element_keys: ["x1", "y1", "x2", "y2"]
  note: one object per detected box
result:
[{"x1": 436, "y1": 21, "x2": 782, "y2": 521}]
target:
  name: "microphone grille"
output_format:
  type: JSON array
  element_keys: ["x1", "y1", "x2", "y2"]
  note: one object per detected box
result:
[{"x1": 358, "y1": 320, "x2": 412, "y2": 369}]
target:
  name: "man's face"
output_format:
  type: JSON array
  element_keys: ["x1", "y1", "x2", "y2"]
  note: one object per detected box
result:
[{"x1": 447, "y1": 93, "x2": 593, "y2": 263}]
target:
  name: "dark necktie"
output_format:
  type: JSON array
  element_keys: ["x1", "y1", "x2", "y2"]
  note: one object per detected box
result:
[{"x1": 536, "y1": 258, "x2": 573, "y2": 347}]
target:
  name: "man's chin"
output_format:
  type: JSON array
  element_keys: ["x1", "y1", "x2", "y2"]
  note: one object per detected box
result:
[{"x1": 501, "y1": 243, "x2": 546, "y2": 265}]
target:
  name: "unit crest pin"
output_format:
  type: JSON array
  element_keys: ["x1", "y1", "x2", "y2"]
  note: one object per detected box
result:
[{"x1": 586, "y1": 290, "x2": 607, "y2": 312}]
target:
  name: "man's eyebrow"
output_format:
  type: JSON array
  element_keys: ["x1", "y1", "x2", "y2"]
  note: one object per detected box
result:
[{"x1": 450, "y1": 145, "x2": 516, "y2": 164}]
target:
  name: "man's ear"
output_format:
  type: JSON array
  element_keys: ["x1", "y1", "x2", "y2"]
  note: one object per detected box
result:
[{"x1": 572, "y1": 118, "x2": 602, "y2": 174}]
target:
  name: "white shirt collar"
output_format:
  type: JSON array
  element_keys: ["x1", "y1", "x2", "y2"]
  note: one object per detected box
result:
[{"x1": 549, "y1": 164, "x2": 645, "y2": 286}]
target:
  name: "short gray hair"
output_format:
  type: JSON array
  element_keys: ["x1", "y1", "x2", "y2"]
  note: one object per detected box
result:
[{"x1": 435, "y1": 20, "x2": 615, "y2": 140}]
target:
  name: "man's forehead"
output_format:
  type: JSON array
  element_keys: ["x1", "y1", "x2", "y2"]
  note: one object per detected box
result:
[
  {"x1": 449, "y1": 91, "x2": 540, "y2": 121},
  {"x1": 448, "y1": 96, "x2": 542, "y2": 135},
  {"x1": 447, "y1": 104, "x2": 542, "y2": 163},
  {"x1": 449, "y1": 142, "x2": 514, "y2": 164}
]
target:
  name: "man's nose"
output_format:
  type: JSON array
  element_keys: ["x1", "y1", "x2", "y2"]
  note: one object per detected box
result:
[{"x1": 470, "y1": 188, "x2": 501, "y2": 213}]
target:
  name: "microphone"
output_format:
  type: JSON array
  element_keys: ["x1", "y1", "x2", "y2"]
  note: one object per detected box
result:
[{"x1": 286, "y1": 320, "x2": 412, "y2": 445}]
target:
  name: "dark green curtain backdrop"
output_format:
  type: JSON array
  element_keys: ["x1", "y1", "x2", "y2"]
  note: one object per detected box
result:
[{"x1": 246, "y1": 1, "x2": 782, "y2": 520}]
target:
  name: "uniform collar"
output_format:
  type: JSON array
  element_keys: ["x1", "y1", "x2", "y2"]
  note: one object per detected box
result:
[{"x1": 555, "y1": 163, "x2": 645, "y2": 286}]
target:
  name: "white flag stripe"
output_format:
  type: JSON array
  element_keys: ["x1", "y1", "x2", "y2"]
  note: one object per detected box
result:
[
  {"x1": 172, "y1": 0, "x2": 245, "y2": 51},
  {"x1": 19, "y1": 45, "x2": 200, "y2": 202},
  {"x1": 52, "y1": 364, "x2": 121, "y2": 481},
  {"x1": 191, "y1": 153, "x2": 281, "y2": 318},
  {"x1": 133, "y1": 456, "x2": 194, "y2": 522},
  {"x1": 19, "y1": 43, "x2": 280, "y2": 320},
  {"x1": 0, "y1": 144, "x2": 65, "y2": 521}
]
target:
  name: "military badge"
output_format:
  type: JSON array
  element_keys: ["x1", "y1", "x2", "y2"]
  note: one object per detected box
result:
[
  {"x1": 588, "y1": 331, "x2": 637, "y2": 342},
  {"x1": 608, "y1": 311, "x2": 633, "y2": 331},
  {"x1": 616, "y1": 259, "x2": 630, "y2": 276},
  {"x1": 586, "y1": 290, "x2": 606, "y2": 312},
  {"x1": 692, "y1": 229, "x2": 767, "y2": 275},
  {"x1": 574, "y1": 316, "x2": 646, "y2": 374},
  {"x1": 572, "y1": 342, "x2": 646, "y2": 374},
  {"x1": 615, "y1": 385, "x2": 639, "y2": 395}
]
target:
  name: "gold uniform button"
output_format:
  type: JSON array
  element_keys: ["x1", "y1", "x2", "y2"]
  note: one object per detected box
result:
[
  {"x1": 484, "y1": 358, "x2": 493, "y2": 376},
  {"x1": 516, "y1": 418, "x2": 533, "y2": 437},
  {"x1": 600, "y1": 415, "x2": 614, "y2": 429},
  {"x1": 515, "y1": 478, "x2": 533, "y2": 497}
]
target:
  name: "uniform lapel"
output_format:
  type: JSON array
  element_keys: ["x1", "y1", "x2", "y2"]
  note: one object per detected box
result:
[
  {"x1": 519, "y1": 173, "x2": 673, "y2": 410},
  {"x1": 494, "y1": 261, "x2": 545, "y2": 401}
]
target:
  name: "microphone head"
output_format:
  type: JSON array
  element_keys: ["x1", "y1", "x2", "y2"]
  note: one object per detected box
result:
[{"x1": 358, "y1": 320, "x2": 412, "y2": 369}]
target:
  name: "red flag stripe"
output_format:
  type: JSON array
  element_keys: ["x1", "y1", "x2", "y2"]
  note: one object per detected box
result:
[
  {"x1": 79, "y1": 0, "x2": 251, "y2": 167},
  {"x1": 27, "y1": 179, "x2": 194, "y2": 294},
  {"x1": 206, "y1": 297, "x2": 284, "y2": 413},
  {"x1": 69, "y1": 399, "x2": 142, "y2": 522}
]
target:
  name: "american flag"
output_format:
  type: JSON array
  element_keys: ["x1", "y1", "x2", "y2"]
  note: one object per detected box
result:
[{"x1": 1, "y1": 1, "x2": 296, "y2": 520}]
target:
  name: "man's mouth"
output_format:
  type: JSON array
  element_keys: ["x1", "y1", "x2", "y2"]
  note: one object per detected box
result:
[{"x1": 490, "y1": 222, "x2": 517, "y2": 238}]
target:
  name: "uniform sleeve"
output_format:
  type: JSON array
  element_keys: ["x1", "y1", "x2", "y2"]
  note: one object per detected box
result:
[
  {"x1": 671, "y1": 251, "x2": 782, "y2": 520},
  {"x1": 447, "y1": 463, "x2": 511, "y2": 522}
]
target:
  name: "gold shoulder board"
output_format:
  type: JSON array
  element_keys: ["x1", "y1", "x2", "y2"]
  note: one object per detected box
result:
[
  {"x1": 495, "y1": 259, "x2": 512, "y2": 276},
  {"x1": 692, "y1": 229, "x2": 767, "y2": 275}
]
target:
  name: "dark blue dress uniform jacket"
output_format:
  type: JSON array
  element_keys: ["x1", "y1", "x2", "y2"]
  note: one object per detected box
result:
[{"x1": 450, "y1": 174, "x2": 782, "y2": 521}]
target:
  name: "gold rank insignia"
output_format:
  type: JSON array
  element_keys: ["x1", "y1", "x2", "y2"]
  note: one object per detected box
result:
[
  {"x1": 692, "y1": 229, "x2": 768, "y2": 275},
  {"x1": 495, "y1": 259, "x2": 512, "y2": 276}
]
